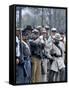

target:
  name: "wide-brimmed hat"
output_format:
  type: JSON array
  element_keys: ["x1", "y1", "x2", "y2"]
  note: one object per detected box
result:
[
  {"x1": 32, "y1": 29, "x2": 39, "y2": 33},
  {"x1": 45, "y1": 25, "x2": 50, "y2": 30},
  {"x1": 22, "y1": 30, "x2": 28, "y2": 36},
  {"x1": 24, "y1": 25, "x2": 33, "y2": 31},
  {"x1": 36, "y1": 26, "x2": 42, "y2": 30},
  {"x1": 16, "y1": 28, "x2": 20, "y2": 31},
  {"x1": 16, "y1": 27, "x2": 23, "y2": 31},
  {"x1": 60, "y1": 32, "x2": 64, "y2": 35},
  {"x1": 51, "y1": 28, "x2": 57, "y2": 32},
  {"x1": 54, "y1": 33, "x2": 62, "y2": 40}
]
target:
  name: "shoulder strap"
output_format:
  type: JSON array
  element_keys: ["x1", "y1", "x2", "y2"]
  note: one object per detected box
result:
[{"x1": 55, "y1": 44, "x2": 63, "y2": 57}]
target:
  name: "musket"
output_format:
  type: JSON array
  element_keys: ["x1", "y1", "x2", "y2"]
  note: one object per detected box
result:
[{"x1": 19, "y1": 7, "x2": 24, "y2": 63}]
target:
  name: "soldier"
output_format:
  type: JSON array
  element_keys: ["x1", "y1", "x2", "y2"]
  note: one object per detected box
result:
[
  {"x1": 49, "y1": 33, "x2": 65, "y2": 82},
  {"x1": 60, "y1": 32, "x2": 66, "y2": 64},
  {"x1": 33, "y1": 27, "x2": 53, "y2": 82},
  {"x1": 60, "y1": 32, "x2": 66, "y2": 44},
  {"x1": 23, "y1": 25, "x2": 33, "y2": 40},
  {"x1": 45, "y1": 25, "x2": 50, "y2": 37},
  {"x1": 36, "y1": 25, "x2": 42, "y2": 35},
  {"x1": 60, "y1": 32, "x2": 66, "y2": 81},
  {"x1": 40, "y1": 27, "x2": 53, "y2": 82},
  {"x1": 29, "y1": 29, "x2": 42, "y2": 83},
  {"x1": 31, "y1": 29, "x2": 40, "y2": 39},
  {"x1": 21, "y1": 30, "x2": 32, "y2": 84},
  {"x1": 16, "y1": 28, "x2": 24, "y2": 84},
  {"x1": 51, "y1": 27, "x2": 57, "y2": 39}
]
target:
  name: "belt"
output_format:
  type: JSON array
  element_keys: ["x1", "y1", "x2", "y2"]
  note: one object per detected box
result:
[
  {"x1": 24, "y1": 56, "x2": 30, "y2": 60},
  {"x1": 32, "y1": 55, "x2": 41, "y2": 59},
  {"x1": 54, "y1": 56, "x2": 62, "y2": 58}
]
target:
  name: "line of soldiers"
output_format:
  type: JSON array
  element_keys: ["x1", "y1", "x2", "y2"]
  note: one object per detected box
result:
[{"x1": 16, "y1": 25, "x2": 66, "y2": 84}]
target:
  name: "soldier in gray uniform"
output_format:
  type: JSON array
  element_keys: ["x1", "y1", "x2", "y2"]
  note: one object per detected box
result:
[
  {"x1": 36, "y1": 27, "x2": 53, "y2": 82},
  {"x1": 49, "y1": 33, "x2": 65, "y2": 82}
]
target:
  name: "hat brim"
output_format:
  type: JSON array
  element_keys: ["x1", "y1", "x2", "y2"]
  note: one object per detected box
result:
[
  {"x1": 54, "y1": 37, "x2": 62, "y2": 41},
  {"x1": 51, "y1": 30, "x2": 56, "y2": 32}
]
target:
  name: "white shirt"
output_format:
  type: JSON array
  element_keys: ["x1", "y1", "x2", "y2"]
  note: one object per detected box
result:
[
  {"x1": 16, "y1": 36, "x2": 20, "y2": 57},
  {"x1": 51, "y1": 42, "x2": 65, "y2": 72}
]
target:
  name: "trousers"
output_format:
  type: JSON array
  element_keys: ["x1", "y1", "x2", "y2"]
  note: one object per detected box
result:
[{"x1": 31, "y1": 56, "x2": 41, "y2": 83}]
